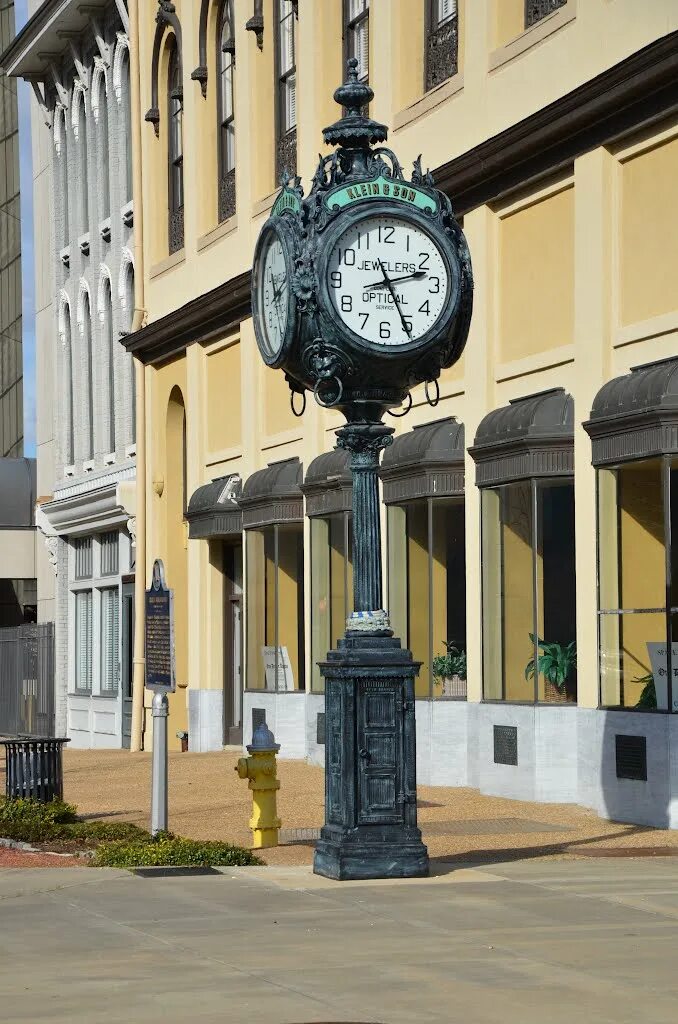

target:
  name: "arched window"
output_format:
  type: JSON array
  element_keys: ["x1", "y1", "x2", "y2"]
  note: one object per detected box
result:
[
  {"x1": 344, "y1": 1, "x2": 369, "y2": 85},
  {"x1": 122, "y1": 51, "x2": 133, "y2": 203},
  {"x1": 77, "y1": 91, "x2": 89, "y2": 235},
  {"x1": 275, "y1": 0, "x2": 297, "y2": 182},
  {"x1": 82, "y1": 292, "x2": 94, "y2": 459},
  {"x1": 123, "y1": 262, "x2": 136, "y2": 440},
  {"x1": 56, "y1": 107, "x2": 69, "y2": 250},
  {"x1": 61, "y1": 302, "x2": 74, "y2": 465},
  {"x1": 98, "y1": 75, "x2": 111, "y2": 221},
  {"x1": 217, "y1": 0, "x2": 236, "y2": 222},
  {"x1": 102, "y1": 277, "x2": 115, "y2": 452},
  {"x1": 167, "y1": 38, "x2": 184, "y2": 254}
]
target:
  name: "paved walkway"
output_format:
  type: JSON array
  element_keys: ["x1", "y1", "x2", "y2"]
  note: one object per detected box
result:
[
  {"x1": 1, "y1": 859, "x2": 678, "y2": 1023},
  {"x1": 54, "y1": 749, "x2": 678, "y2": 865}
]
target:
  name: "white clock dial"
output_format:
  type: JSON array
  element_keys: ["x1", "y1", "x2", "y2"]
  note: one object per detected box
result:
[
  {"x1": 326, "y1": 215, "x2": 449, "y2": 346},
  {"x1": 258, "y1": 231, "x2": 290, "y2": 358}
]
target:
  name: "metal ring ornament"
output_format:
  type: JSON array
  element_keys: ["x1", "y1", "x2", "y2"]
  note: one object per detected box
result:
[
  {"x1": 387, "y1": 392, "x2": 413, "y2": 418},
  {"x1": 313, "y1": 375, "x2": 344, "y2": 408},
  {"x1": 425, "y1": 378, "x2": 440, "y2": 408},
  {"x1": 290, "y1": 389, "x2": 306, "y2": 418}
]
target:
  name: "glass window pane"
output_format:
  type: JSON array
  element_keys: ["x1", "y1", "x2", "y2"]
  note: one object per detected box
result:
[
  {"x1": 481, "y1": 489, "x2": 503, "y2": 699},
  {"x1": 101, "y1": 587, "x2": 119, "y2": 694},
  {"x1": 600, "y1": 611, "x2": 667, "y2": 708},
  {"x1": 431, "y1": 498, "x2": 466, "y2": 698},
  {"x1": 75, "y1": 590, "x2": 93, "y2": 692},
  {"x1": 618, "y1": 458, "x2": 665, "y2": 610},
  {"x1": 387, "y1": 505, "x2": 408, "y2": 644},
  {"x1": 310, "y1": 518, "x2": 330, "y2": 693},
  {"x1": 245, "y1": 529, "x2": 266, "y2": 689},
  {"x1": 276, "y1": 524, "x2": 305, "y2": 691},
  {"x1": 535, "y1": 481, "x2": 577, "y2": 703},
  {"x1": 100, "y1": 531, "x2": 119, "y2": 576},
  {"x1": 406, "y1": 502, "x2": 430, "y2": 698},
  {"x1": 597, "y1": 468, "x2": 620, "y2": 611},
  {"x1": 74, "y1": 537, "x2": 92, "y2": 579},
  {"x1": 501, "y1": 482, "x2": 535, "y2": 702}
]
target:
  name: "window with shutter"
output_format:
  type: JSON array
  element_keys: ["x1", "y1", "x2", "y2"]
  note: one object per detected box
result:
[
  {"x1": 344, "y1": 0, "x2": 370, "y2": 85},
  {"x1": 100, "y1": 587, "x2": 120, "y2": 694},
  {"x1": 75, "y1": 590, "x2": 93, "y2": 692},
  {"x1": 275, "y1": 0, "x2": 297, "y2": 182},
  {"x1": 100, "y1": 531, "x2": 119, "y2": 577},
  {"x1": 167, "y1": 36, "x2": 184, "y2": 255},
  {"x1": 74, "y1": 537, "x2": 93, "y2": 580},
  {"x1": 217, "y1": 0, "x2": 236, "y2": 222}
]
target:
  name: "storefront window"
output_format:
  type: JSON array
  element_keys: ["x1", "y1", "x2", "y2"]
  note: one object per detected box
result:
[
  {"x1": 245, "y1": 523, "x2": 305, "y2": 691},
  {"x1": 481, "y1": 478, "x2": 576, "y2": 703},
  {"x1": 388, "y1": 497, "x2": 466, "y2": 699},
  {"x1": 310, "y1": 513, "x2": 353, "y2": 692},
  {"x1": 597, "y1": 457, "x2": 678, "y2": 711}
]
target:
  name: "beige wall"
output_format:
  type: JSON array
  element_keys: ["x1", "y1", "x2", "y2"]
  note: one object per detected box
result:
[{"x1": 132, "y1": 0, "x2": 678, "y2": 739}]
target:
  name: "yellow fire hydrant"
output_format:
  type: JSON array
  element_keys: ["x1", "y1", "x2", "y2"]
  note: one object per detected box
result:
[{"x1": 235, "y1": 722, "x2": 281, "y2": 849}]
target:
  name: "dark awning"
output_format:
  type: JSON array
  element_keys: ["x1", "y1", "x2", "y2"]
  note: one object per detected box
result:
[
  {"x1": 301, "y1": 449, "x2": 352, "y2": 517},
  {"x1": 0, "y1": 458, "x2": 36, "y2": 528},
  {"x1": 583, "y1": 356, "x2": 678, "y2": 466},
  {"x1": 469, "y1": 389, "x2": 574, "y2": 486},
  {"x1": 186, "y1": 474, "x2": 242, "y2": 539},
  {"x1": 379, "y1": 417, "x2": 465, "y2": 504},
  {"x1": 239, "y1": 458, "x2": 303, "y2": 529}
]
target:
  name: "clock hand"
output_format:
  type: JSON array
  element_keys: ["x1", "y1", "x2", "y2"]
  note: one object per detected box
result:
[
  {"x1": 378, "y1": 259, "x2": 412, "y2": 341},
  {"x1": 364, "y1": 270, "x2": 426, "y2": 289}
]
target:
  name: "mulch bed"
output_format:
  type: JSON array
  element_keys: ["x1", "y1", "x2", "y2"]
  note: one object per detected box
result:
[{"x1": 0, "y1": 846, "x2": 84, "y2": 868}]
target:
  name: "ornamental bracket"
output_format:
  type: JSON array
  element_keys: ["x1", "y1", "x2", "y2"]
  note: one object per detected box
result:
[{"x1": 246, "y1": 0, "x2": 264, "y2": 51}]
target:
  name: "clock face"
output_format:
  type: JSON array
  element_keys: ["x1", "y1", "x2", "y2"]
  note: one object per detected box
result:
[
  {"x1": 257, "y1": 229, "x2": 290, "y2": 359},
  {"x1": 326, "y1": 214, "x2": 450, "y2": 347}
]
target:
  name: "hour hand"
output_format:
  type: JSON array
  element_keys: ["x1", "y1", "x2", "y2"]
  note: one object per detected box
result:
[{"x1": 364, "y1": 270, "x2": 426, "y2": 289}]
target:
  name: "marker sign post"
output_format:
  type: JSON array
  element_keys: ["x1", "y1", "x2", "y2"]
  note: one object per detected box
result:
[{"x1": 145, "y1": 559, "x2": 176, "y2": 835}]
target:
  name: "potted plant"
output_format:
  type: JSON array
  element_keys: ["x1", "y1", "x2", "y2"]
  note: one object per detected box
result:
[
  {"x1": 634, "y1": 672, "x2": 657, "y2": 709},
  {"x1": 432, "y1": 641, "x2": 467, "y2": 698},
  {"x1": 524, "y1": 634, "x2": 577, "y2": 703}
]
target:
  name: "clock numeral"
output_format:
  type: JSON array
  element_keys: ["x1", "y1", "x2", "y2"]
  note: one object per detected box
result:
[
  {"x1": 379, "y1": 321, "x2": 391, "y2": 340},
  {"x1": 429, "y1": 276, "x2": 440, "y2": 294},
  {"x1": 330, "y1": 271, "x2": 342, "y2": 289},
  {"x1": 341, "y1": 295, "x2": 353, "y2": 312},
  {"x1": 268, "y1": 311, "x2": 273, "y2": 328},
  {"x1": 359, "y1": 313, "x2": 370, "y2": 331},
  {"x1": 403, "y1": 317, "x2": 412, "y2": 333},
  {"x1": 356, "y1": 232, "x2": 370, "y2": 250},
  {"x1": 419, "y1": 300, "x2": 430, "y2": 315},
  {"x1": 378, "y1": 226, "x2": 395, "y2": 244},
  {"x1": 340, "y1": 248, "x2": 356, "y2": 266},
  {"x1": 418, "y1": 252, "x2": 430, "y2": 271}
]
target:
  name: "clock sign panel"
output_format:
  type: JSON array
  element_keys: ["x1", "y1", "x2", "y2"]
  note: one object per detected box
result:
[{"x1": 326, "y1": 215, "x2": 449, "y2": 347}]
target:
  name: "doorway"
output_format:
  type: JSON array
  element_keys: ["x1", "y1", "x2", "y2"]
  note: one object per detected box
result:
[{"x1": 223, "y1": 543, "x2": 243, "y2": 744}]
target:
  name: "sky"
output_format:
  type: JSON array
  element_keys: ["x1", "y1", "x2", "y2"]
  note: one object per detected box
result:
[{"x1": 15, "y1": 0, "x2": 36, "y2": 457}]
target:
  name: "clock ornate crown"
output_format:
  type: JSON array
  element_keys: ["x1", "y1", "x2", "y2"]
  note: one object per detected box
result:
[{"x1": 251, "y1": 58, "x2": 473, "y2": 423}]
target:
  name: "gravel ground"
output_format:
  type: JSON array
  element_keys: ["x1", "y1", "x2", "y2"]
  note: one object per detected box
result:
[
  {"x1": 53, "y1": 749, "x2": 678, "y2": 866},
  {"x1": 0, "y1": 846, "x2": 84, "y2": 868}
]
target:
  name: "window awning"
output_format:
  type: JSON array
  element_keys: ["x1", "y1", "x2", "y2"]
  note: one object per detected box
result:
[
  {"x1": 186, "y1": 474, "x2": 242, "y2": 539},
  {"x1": 239, "y1": 458, "x2": 303, "y2": 530},
  {"x1": 301, "y1": 449, "x2": 352, "y2": 517},
  {"x1": 469, "y1": 389, "x2": 574, "y2": 486},
  {"x1": 583, "y1": 357, "x2": 678, "y2": 466},
  {"x1": 379, "y1": 417, "x2": 465, "y2": 504}
]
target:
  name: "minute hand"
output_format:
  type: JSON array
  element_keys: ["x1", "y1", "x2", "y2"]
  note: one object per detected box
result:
[
  {"x1": 364, "y1": 270, "x2": 426, "y2": 289},
  {"x1": 378, "y1": 259, "x2": 412, "y2": 341}
]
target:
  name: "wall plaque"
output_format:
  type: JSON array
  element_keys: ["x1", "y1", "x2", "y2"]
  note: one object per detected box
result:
[{"x1": 145, "y1": 559, "x2": 175, "y2": 692}]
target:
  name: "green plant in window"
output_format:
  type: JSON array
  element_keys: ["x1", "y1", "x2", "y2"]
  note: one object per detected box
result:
[
  {"x1": 634, "y1": 672, "x2": 657, "y2": 709},
  {"x1": 524, "y1": 634, "x2": 577, "y2": 691},
  {"x1": 432, "y1": 641, "x2": 467, "y2": 683}
]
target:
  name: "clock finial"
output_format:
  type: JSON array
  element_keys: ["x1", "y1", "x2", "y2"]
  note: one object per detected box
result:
[{"x1": 322, "y1": 58, "x2": 387, "y2": 150}]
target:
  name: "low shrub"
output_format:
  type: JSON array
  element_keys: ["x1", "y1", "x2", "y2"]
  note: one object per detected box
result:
[
  {"x1": 92, "y1": 833, "x2": 263, "y2": 868},
  {"x1": 0, "y1": 798, "x2": 150, "y2": 847}
]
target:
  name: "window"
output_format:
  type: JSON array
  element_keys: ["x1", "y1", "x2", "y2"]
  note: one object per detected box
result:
[
  {"x1": 75, "y1": 590, "x2": 93, "y2": 692},
  {"x1": 100, "y1": 531, "x2": 119, "y2": 577},
  {"x1": 82, "y1": 292, "x2": 94, "y2": 459},
  {"x1": 74, "y1": 537, "x2": 93, "y2": 579},
  {"x1": 426, "y1": 0, "x2": 458, "y2": 92},
  {"x1": 62, "y1": 303, "x2": 74, "y2": 465},
  {"x1": 98, "y1": 76, "x2": 111, "y2": 221},
  {"x1": 76, "y1": 91, "x2": 89, "y2": 236},
  {"x1": 102, "y1": 277, "x2": 115, "y2": 452},
  {"x1": 217, "y1": 0, "x2": 236, "y2": 222},
  {"x1": 388, "y1": 498, "x2": 466, "y2": 699},
  {"x1": 246, "y1": 523, "x2": 305, "y2": 691},
  {"x1": 57, "y1": 107, "x2": 69, "y2": 249},
  {"x1": 122, "y1": 51, "x2": 133, "y2": 204},
  {"x1": 525, "y1": 0, "x2": 567, "y2": 28},
  {"x1": 123, "y1": 263, "x2": 136, "y2": 439},
  {"x1": 598, "y1": 459, "x2": 678, "y2": 711},
  {"x1": 310, "y1": 513, "x2": 353, "y2": 692},
  {"x1": 482, "y1": 480, "x2": 577, "y2": 703},
  {"x1": 100, "y1": 587, "x2": 120, "y2": 694},
  {"x1": 275, "y1": 0, "x2": 297, "y2": 182},
  {"x1": 344, "y1": 0, "x2": 369, "y2": 84},
  {"x1": 167, "y1": 37, "x2": 184, "y2": 254}
]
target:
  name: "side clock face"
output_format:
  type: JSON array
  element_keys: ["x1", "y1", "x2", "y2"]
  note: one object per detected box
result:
[
  {"x1": 326, "y1": 214, "x2": 451, "y2": 347},
  {"x1": 254, "y1": 226, "x2": 291, "y2": 362}
]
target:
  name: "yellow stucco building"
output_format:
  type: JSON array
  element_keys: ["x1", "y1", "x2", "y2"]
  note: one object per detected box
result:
[{"x1": 125, "y1": 1, "x2": 678, "y2": 828}]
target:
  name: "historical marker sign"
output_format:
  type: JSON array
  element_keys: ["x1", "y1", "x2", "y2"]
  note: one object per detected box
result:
[{"x1": 145, "y1": 559, "x2": 175, "y2": 692}]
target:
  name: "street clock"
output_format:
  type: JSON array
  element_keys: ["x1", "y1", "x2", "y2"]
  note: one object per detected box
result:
[{"x1": 252, "y1": 59, "x2": 472, "y2": 421}]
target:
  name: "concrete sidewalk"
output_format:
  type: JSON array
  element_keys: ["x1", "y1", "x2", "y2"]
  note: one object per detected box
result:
[{"x1": 2, "y1": 859, "x2": 678, "y2": 1023}]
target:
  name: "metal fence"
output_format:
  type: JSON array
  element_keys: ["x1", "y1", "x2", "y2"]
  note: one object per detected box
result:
[{"x1": 0, "y1": 624, "x2": 55, "y2": 737}]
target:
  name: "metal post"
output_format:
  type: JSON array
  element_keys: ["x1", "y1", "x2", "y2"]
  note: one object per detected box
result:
[{"x1": 150, "y1": 690, "x2": 169, "y2": 835}]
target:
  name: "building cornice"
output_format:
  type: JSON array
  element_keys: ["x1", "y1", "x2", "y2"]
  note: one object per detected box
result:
[
  {"x1": 0, "y1": 0, "x2": 112, "y2": 78},
  {"x1": 122, "y1": 30, "x2": 678, "y2": 366}
]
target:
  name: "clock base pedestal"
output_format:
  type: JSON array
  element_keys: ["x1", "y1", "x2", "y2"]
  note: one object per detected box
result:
[{"x1": 312, "y1": 632, "x2": 429, "y2": 882}]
